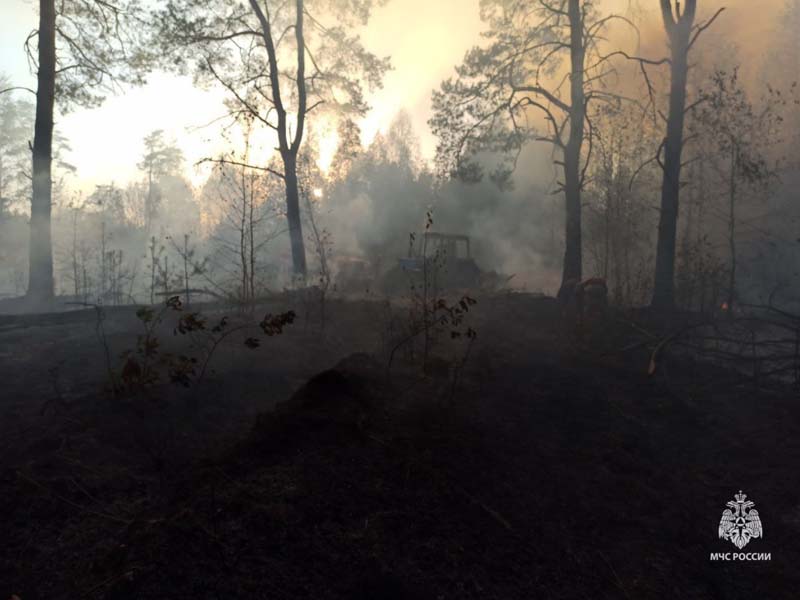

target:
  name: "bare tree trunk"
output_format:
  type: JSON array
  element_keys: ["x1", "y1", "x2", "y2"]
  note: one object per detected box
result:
[
  {"x1": 71, "y1": 208, "x2": 79, "y2": 298},
  {"x1": 27, "y1": 0, "x2": 56, "y2": 305},
  {"x1": 81, "y1": 260, "x2": 88, "y2": 303},
  {"x1": 0, "y1": 155, "x2": 7, "y2": 218},
  {"x1": 562, "y1": 155, "x2": 583, "y2": 284},
  {"x1": 240, "y1": 166, "x2": 248, "y2": 301},
  {"x1": 249, "y1": 0, "x2": 308, "y2": 279},
  {"x1": 100, "y1": 219, "x2": 107, "y2": 301},
  {"x1": 282, "y1": 152, "x2": 307, "y2": 279},
  {"x1": 248, "y1": 174, "x2": 256, "y2": 302},
  {"x1": 727, "y1": 142, "x2": 738, "y2": 311},
  {"x1": 603, "y1": 191, "x2": 611, "y2": 280},
  {"x1": 696, "y1": 157, "x2": 709, "y2": 313},
  {"x1": 651, "y1": 0, "x2": 696, "y2": 309},
  {"x1": 149, "y1": 236, "x2": 157, "y2": 304},
  {"x1": 680, "y1": 162, "x2": 696, "y2": 310},
  {"x1": 183, "y1": 234, "x2": 191, "y2": 307},
  {"x1": 146, "y1": 165, "x2": 154, "y2": 239},
  {"x1": 559, "y1": 0, "x2": 586, "y2": 290},
  {"x1": 162, "y1": 255, "x2": 169, "y2": 296}
]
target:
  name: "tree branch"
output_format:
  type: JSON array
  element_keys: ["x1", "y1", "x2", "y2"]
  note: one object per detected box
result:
[
  {"x1": 688, "y1": 7, "x2": 725, "y2": 50},
  {"x1": 196, "y1": 157, "x2": 285, "y2": 180},
  {"x1": 0, "y1": 86, "x2": 36, "y2": 96}
]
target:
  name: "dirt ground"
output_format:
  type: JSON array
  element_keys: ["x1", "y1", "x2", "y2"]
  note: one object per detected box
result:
[{"x1": 1, "y1": 292, "x2": 798, "y2": 599}]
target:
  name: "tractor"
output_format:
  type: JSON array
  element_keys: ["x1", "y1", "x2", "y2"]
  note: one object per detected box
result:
[{"x1": 380, "y1": 232, "x2": 485, "y2": 295}]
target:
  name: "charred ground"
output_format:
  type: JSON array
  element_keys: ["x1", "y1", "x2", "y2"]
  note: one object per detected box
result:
[{"x1": 1, "y1": 293, "x2": 799, "y2": 599}]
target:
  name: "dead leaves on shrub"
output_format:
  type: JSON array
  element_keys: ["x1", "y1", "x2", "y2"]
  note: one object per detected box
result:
[
  {"x1": 244, "y1": 337, "x2": 261, "y2": 349},
  {"x1": 259, "y1": 310, "x2": 297, "y2": 336},
  {"x1": 115, "y1": 300, "x2": 295, "y2": 393},
  {"x1": 174, "y1": 312, "x2": 208, "y2": 335},
  {"x1": 434, "y1": 296, "x2": 477, "y2": 339}
]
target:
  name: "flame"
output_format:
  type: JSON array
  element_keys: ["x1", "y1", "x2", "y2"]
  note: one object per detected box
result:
[{"x1": 721, "y1": 302, "x2": 729, "y2": 311}]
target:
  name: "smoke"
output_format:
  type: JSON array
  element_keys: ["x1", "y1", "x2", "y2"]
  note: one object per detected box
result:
[
  {"x1": 0, "y1": 0, "x2": 798, "y2": 304},
  {"x1": 322, "y1": 128, "x2": 564, "y2": 293}
]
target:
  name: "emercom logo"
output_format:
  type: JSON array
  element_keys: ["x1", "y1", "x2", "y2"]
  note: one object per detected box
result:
[
  {"x1": 718, "y1": 491, "x2": 762, "y2": 549},
  {"x1": 711, "y1": 491, "x2": 771, "y2": 562}
]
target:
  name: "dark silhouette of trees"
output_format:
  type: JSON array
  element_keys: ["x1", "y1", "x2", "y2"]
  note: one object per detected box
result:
[
  {"x1": 693, "y1": 68, "x2": 784, "y2": 309},
  {"x1": 137, "y1": 130, "x2": 184, "y2": 238},
  {"x1": 28, "y1": 0, "x2": 57, "y2": 305},
  {"x1": 0, "y1": 78, "x2": 34, "y2": 218},
  {"x1": 155, "y1": 0, "x2": 389, "y2": 281},
  {"x1": 650, "y1": 0, "x2": 724, "y2": 308},
  {"x1": 24, "y1": 0, "x2": 150, "y2": 306},
  {"x1": 329, "y1": 117, "x2": 363, "y2": 183},
  {"x1": 430, "y1": 0, "x2": 634, "y2": 293},
  {"x1": 583, "y1": 104, "x2": 660, "y2": 306},
  {"x1": 206, "y1": 143, "x2": 285, "y2": 304}
]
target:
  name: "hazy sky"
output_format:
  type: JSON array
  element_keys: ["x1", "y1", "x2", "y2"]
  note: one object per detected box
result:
[
  {"x1": 0, "y1": 0, "x2": 486, "y2": 191},
  {"x1": 0, "y1": 0, "x2": 786, "y2": 192}
]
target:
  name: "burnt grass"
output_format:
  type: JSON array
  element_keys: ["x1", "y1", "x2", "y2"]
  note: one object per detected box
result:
[{"x1": 1, "y1": 293, "x2": 799, "y2": 599}]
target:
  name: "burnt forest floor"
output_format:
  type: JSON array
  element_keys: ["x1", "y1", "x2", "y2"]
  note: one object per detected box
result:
[{"x1": 0, "y1": 292, "x2": 798, "y2": 599}]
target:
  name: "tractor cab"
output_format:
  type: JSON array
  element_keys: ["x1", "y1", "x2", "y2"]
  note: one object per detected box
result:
[
  {"x1": 385, "y1": 232, "x2": 482, "y2": 293},
  {"x1": 399, "y1": 232, "x2": 472, "y2": 270}
]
